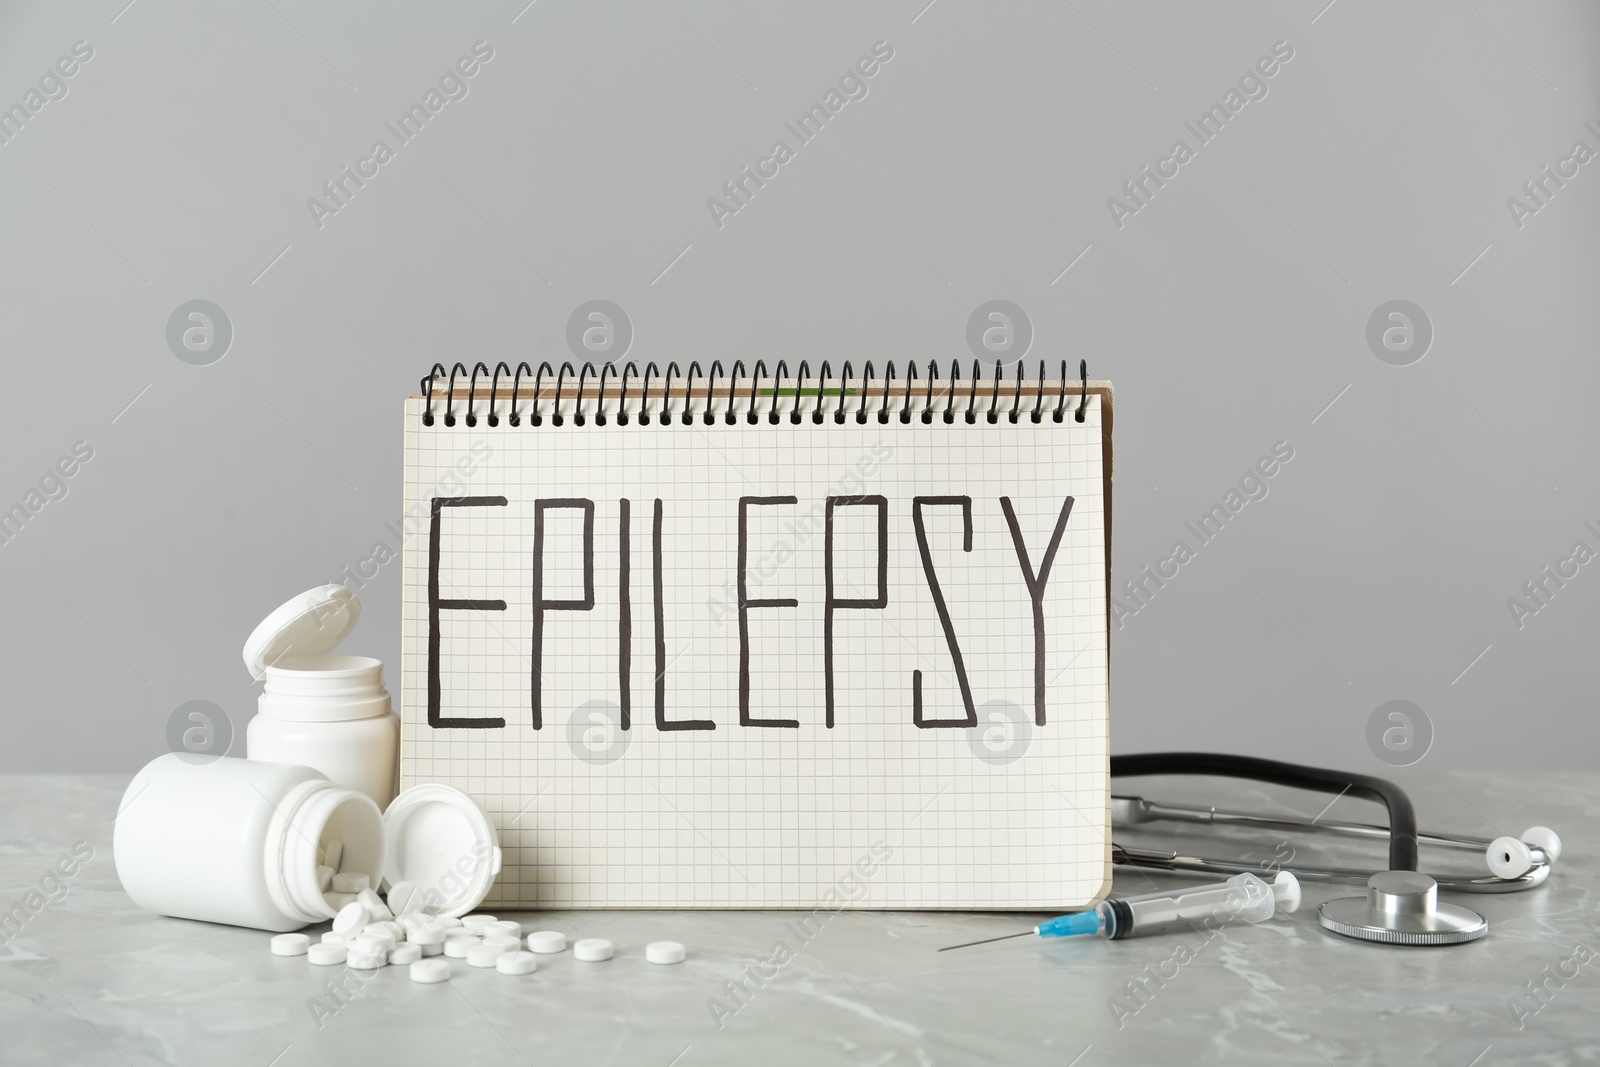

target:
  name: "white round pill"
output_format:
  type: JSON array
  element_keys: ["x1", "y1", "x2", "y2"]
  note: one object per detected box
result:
[
  {"x1": 496, "y1": 952, "x2": 538, "y2": 976},
  {"x1": 308, "y1": 943, "x2": 348, "y2": 966},
  {"x1": 332, "y1": 901, "x2": 369, "y2": 937},
  {"x1": 357, "y1": 888, "x2": 393, "y2": 923},
  {"x1": 486, "y1": 920, "x2": 522, "y2": 940},
  {"x1": 320, "y1": 932, "x2": 346, "y2": 945},
  {"x1": 481, "y1": 936, "x2": 521, "y2": 956},
  {"x1": 399, "y1": 913, "x2": 430, "y2": 934},
  {"x1": 389, "y1": 943, "x2": 422, "y2": 966},
  {"x1": 354, "y1": 937, "x2": 395, "y2": 959},
  {"x1": 316, "y1": 865, "x2": 334, "y2": 892},
  {"x1": 270, "y1": 933, "x2": 310, "y2": 957},
  {"x1": 386, "y1": 880, "x2": 419, "y2": 916},
  {"x1": 527, "y1": 931, "x2": 567, "y2": 954},
  {"x1": 409, "y1": 958, "x2": 450, "y2": 984},
  {"x1": 437, "y1": 916, "x2": 464, "y2": 928},
  {"x1": 574, "y1": 938, "x2": 614, "y2": 962},
  {"x1": 348, "y1": 949, "x2": 387, "y2": 971},
  {"x1": 419, "y1": 941, "x2": 443, "y2": 957},
  {"x1": 646, "y1": 941, "x2": 685, "y2": 965},
  {"x1": 461, "y1": 914, "x2": 497, "y2": 931},
  {"x1": 331, "y1": 871, "x2": 369, "y2": 893},
  {"x1": 408, "y1": 923, "x2": 445, "y2": 947},
  {"x1": 467, "y1": 943, "x2": 503, "y2": 968},
  {"x1": 369, "y1": 921, "x2": 406, "y2": 941},
  {"x1": 443, "y1": 937, "x2": 477, "y2": 959}
]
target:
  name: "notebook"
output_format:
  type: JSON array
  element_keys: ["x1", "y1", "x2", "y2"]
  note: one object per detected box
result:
[{"x1": 399, "y1": 360, "x2": 1112, "y2": 910}]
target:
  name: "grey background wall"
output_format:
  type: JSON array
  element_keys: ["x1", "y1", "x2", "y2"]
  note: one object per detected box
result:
[{"x1": 1, "y1": 1, "x2": 1596, "y2": 774}]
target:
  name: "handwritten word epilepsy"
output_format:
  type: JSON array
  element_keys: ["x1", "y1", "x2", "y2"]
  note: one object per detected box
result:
[{"x1": 427, "y1": 494, "x2": 1077, "y2": 732}]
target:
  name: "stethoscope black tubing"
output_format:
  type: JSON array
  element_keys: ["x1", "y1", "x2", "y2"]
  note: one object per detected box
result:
[{"x1": 1110, "y1": 752, "x2": 1420, "y2": 872}]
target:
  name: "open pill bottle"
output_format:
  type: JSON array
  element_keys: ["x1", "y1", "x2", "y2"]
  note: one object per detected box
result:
[
  {"x1": 114, "y1": 755, "x2": 502, "y2": 932},
  {"x1": 244, "y1": 584, "x2": 398, "y2": 807},
  {"x1": 114, "y1": 754, "x2": 384, "y2": 932}
]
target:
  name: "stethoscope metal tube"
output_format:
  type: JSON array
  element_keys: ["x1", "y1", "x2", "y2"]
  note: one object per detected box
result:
[
  {"x1": 1111, "y1": 797, "x2": 1556, "y2": 892},
  {"x1": 1110, "y1": 753, "x2": 1559, "y2": 896},
  {"x1": 1110, "y1": 842, "x2": 1552, "y2": 893}
]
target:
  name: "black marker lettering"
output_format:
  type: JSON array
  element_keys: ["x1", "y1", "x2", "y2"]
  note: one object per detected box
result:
[
  {"x1": 911, "y1": 496, "x2": 976, "y2": 728},
  {"x1": 428, "y1": 496, "x2": 509, "y2": 729},
  {"x1": 824, "y1": 495, "x2": 888, "y2": 728},
  {"x1": 619, "y1": 498, "x2": 630, "y2": 731},
  {"x1": 655, "y1": 498, "x2": 714, "y2": 730},
  {"x1": 531, "y1": 499, "x2": 595, "y2": 730},
  {"x1": 739, "y1": 496, "x2": 800, "y2": 728},
  {"x1": 1000, "y1": 496, "x2": 1075, "y2": 727}
]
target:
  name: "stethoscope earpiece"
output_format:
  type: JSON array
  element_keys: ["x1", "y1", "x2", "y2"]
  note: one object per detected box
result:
[
  {"x1": 1485, "y1": 826, "x2": 1562, "y2": 879},
  {"x1": 1487, "y1": 837, "x2": 1534, "y2": 880},
  {"x1": 1521, "y1": 825, "x2": 1563, "y2": 863}
]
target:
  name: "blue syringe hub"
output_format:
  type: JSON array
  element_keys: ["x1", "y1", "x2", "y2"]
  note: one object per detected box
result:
[{"x1": 1036, "y1": 910, "x2": 1102, "y2": 939}]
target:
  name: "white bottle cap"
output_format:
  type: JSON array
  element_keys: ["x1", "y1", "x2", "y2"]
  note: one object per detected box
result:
[
  {"x1": 243, "y1": 584, "x2": 361, "y2": 681},
  {"x1": 381, "y1": 784, "x2": 502, "y2": 919}
]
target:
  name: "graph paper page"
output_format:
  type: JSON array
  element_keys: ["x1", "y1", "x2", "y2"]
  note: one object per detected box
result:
[{"x1": 400, "y1": 392, "x2": 1110, "y2": 909}]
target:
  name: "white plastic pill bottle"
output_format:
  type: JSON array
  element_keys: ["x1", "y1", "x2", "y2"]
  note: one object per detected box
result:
[
  {"x1": 114, "y1": 754, "x2": 385, "y2": 931},
  {"x1": 244, "y1": 585, "x2": 398, "y2": 807},
  {"x1": 114, "y1": 754, "x2": 502, "y2": 932}
]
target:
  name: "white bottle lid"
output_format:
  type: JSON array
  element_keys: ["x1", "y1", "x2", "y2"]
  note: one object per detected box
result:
[
  {"x1": 382, "y1": 784, "x2": 502, "y2": 919},
  {"x1": 243, "y1": 584, "x2": 362, "y2": 681}
]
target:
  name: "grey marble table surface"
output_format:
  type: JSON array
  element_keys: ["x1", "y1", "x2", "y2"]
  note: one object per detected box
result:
[{"x1": 1, "y1": 770, "x2": 1594, "y2": 1066}]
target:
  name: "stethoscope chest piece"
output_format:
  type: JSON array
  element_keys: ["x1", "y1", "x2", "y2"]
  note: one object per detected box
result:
[{"x1": 1318, "y1": 871, "x2": 1488, "y2": 946}]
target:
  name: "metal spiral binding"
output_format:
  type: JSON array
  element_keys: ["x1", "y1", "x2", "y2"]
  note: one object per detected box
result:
[
  {"x1": 772, "y1": 360, "x2": 791, "y2": 425},
  {"x1": 749, "y1": 360, "x2": 769, "y2": 426},
  {"x1": 420, "y1": 359, "x2": 1092, "y2": 427}
]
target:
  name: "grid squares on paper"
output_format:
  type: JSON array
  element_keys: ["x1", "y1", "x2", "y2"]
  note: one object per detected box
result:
[{"x1": 399, "y1": 391, "x2": 1110, "y2": 909}]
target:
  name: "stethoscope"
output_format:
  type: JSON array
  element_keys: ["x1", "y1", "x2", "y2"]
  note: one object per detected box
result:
[{"x1": 1110, "y1": 753, "x2": 1562, "y2": 945}]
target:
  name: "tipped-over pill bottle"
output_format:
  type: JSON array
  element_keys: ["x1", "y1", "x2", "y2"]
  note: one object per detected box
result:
[
  {"x1": 114, "y1": 754, "x2": 385, "y2": 932},
  {"x1": 114, "y1": 755, "x2": 502, "y2": 932},
  {"x1": 243, "y1": 585, "x2": 399, "y2": 807}
]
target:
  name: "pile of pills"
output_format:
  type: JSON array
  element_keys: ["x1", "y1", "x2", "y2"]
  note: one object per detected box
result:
[
  {"x1": 313, "y1": 839, "x2": 380, "y2": 913},
  {"x1": 267, "y1": 878, "x2": 686, "y2": 985}
]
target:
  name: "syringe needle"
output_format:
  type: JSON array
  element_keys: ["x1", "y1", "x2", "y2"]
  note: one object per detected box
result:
[{"x1": 937, "y1": 930, "x2": 1034, "y2": 952}]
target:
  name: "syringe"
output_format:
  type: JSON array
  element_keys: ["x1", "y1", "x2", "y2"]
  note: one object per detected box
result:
[{"x1": 939, "y1": 871, "x2": 1301, "y2": 951}]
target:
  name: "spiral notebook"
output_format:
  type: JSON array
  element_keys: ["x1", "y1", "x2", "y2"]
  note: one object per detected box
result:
[{"x1": 399, "y1": 361, "x2": 1113, "y2": 910}]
